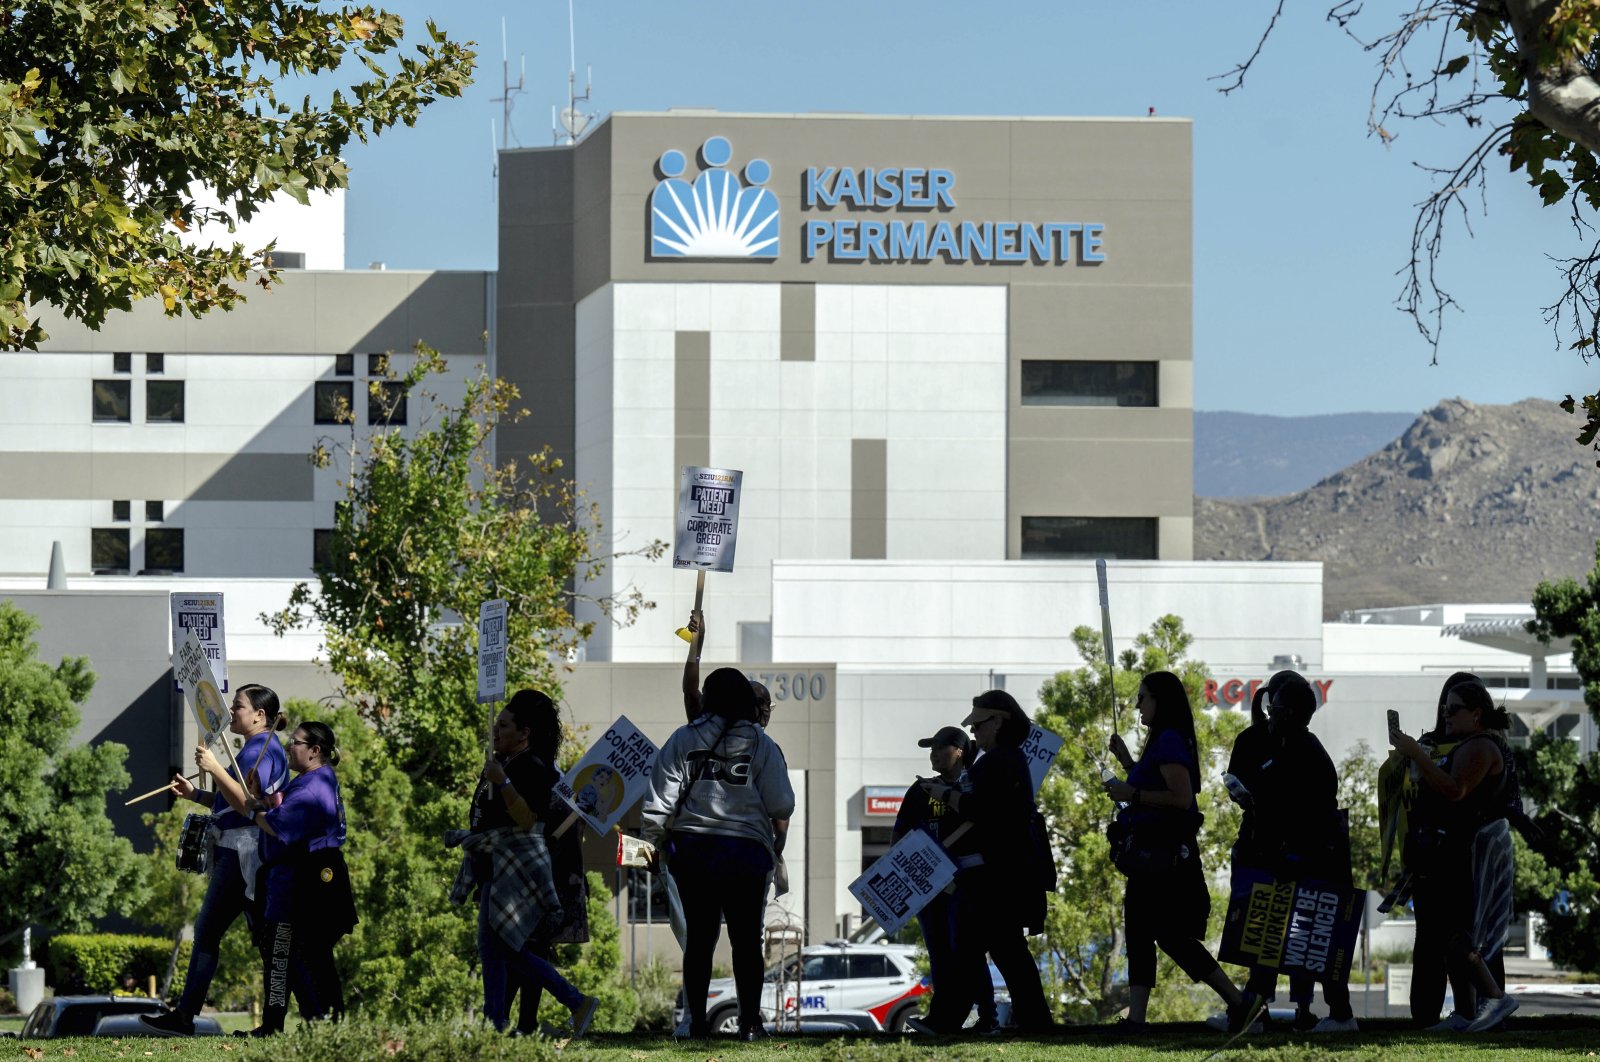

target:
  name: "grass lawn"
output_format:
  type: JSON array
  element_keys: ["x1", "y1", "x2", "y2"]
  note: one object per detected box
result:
[{"x1": 1, "y1": 1017, "x2": 1596, "y2": 1061}]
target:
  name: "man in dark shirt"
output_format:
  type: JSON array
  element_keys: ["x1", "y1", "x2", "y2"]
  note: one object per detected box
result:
[{"x1": 895, "y1": 726, "x2": 994, "y2": 1033}]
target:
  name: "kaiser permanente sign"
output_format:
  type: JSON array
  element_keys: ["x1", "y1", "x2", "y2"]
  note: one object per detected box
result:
[
  {"x1": 646, "y1": 135, "x2": 1106, "y2": 266},
  {"x1": 800, "y1": 165, "x2": 1106, "y2": 265}
]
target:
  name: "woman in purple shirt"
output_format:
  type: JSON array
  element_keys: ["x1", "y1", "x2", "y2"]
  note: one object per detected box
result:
[
  {"x1": 242, "y1": 720, "x2": 355, "y2": 1036},
  {"x1": 141, "y1": 684, "x2": 288, "y2": 1038}
]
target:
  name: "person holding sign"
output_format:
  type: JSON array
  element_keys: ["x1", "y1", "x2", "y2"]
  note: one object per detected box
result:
[
  {"x1": 681, "y1": 609, "x2": 773, "y2": 727},
  {"x1": 894, "y1": 726, "x2": 996, "y2": 1034},
  {"x1": 1229, "y1": 673, "x2": 1358, "y2": 1033},
  {"x1": 1388, "y1": 680, "x2": 1519, "y2": 1033},
  {"x1": 1104, "y1": 672, "x2": 1250, "y2": 1030},
  {"x1": 240, "y1": 720, "x2": 355, "y2": 1035},
  {"x1": 643, "y1": 668, "x2": 795, "y2": 1041},
  {"x1": 467, "y1": 691, "x2": 598, "y2": 1038},
  {"x1": 918, "y1": 691, "x2": 1053, "y2": 1033},
  {"x1": 141, "y1": 685, "x2": 288, "y2": 1038}
]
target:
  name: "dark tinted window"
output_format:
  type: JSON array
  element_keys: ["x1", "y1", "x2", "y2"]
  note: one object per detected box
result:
[
  {"x1": 313, "y1": 529, "x2": 336, "y2": 570},
  {"x1": 1021, "y1": 360, "x2": 1157, "y2": 407},
  {"x1": 1021, "y1": 516, "x2": 1158, "y2": 560},
  {"x1": 112, "y1": 352, "x2": 132, "y2": 373},
  {"x1": 265, "y1": 250, "x2": 305, "y2": 268},
  {"x1": 112, "y1": 500, "x2": 130, "y2": 522},
  {"x1": 146, "y1": 380, "x2": 185, "y2": 422},
  {"x1": 849, "y1": 954, "x2": 893, "y2": 978},
  {"x1": 801, "y1": 954, "x2": 848, "y2": 981},
  {"x1": 144, "y1": 528, "x2": 184, "y2": 572},
  {"x1": 315, "y1": 382, "x2": 354, "y2": 425},
  {"x1": 146, "y1": 352, "x2": 165, "y2": 374},
  {"x1": 92, "y1": 528, "x2": 130, "y2": 572},
  {"x1": 334, "y1": 353, "x2": 354, "y2": 376},
  {"x1": 147, "y1": 500, "x2": 164, "y2": 522},
  {"x1": 368, "y1": 381, "x2": 407, "y2": 425},
  {"x1": 93, "y1": 380, "x2": 131, "y2": 421},
  {"x1": 367, "y1": 353, "x2": 388, "y2": 375}
]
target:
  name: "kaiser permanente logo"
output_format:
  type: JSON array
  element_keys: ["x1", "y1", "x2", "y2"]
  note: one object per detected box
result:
[
  {"x1": 648, "y1": 136, "x2": 1106, "y2": 266},
  {"x1": 650, "y1": 136, "x2": 779, "y2": 259}
]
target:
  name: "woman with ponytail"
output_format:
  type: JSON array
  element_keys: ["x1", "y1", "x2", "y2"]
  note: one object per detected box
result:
[{"x1": 141, "y1": 685, "x2": 289, "y2": 1037}]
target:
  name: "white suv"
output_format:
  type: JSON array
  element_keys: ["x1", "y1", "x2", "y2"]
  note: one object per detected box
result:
[{"x1": 686, "y1": 942, "x2": 928, "y2": 1034}]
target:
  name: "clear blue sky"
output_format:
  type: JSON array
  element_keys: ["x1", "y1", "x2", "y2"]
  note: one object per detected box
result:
[{"x1": 335, "y1": 1, "x2": 1594, "y2": 417}]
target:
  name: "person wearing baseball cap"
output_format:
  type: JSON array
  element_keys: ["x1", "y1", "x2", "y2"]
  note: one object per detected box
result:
[
  {"x1": 914, "y1": 690, "x2": 1054, "y2": 1033},
  {"x1": 894, "y1": 725, "x2": 995, "y2": 1033}
]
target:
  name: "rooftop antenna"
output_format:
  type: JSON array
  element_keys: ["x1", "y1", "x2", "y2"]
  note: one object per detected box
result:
[
  {"x1": 553, "y1": 0, "x2": 594, "y2": 145},
  {"x1": 491, "y1": 17, "x2": 527, "y2": 151}
]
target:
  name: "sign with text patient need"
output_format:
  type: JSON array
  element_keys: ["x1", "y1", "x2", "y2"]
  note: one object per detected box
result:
[
  {"x1": 672, "y1": 466, "x2": 743, "y2": 572},
  {"x1": 847, "y1": 829, "x2": 957, "y2": 937},
  {"x1": 1218, "y1": 869, "x2": 1362, "y2": 981},
  {"x1": 553, "y1": 716, "x2": 659, "y2": 837}
]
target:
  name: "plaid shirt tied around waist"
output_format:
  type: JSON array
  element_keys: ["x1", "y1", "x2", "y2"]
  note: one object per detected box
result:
[{"x1": 446, "y1": 826, "x2": 564, "y2": 953}]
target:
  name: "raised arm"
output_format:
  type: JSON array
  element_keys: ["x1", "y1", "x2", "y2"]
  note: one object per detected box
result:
[{"x1": 682, "y1": 609, "x2": 705, "y2": 721}]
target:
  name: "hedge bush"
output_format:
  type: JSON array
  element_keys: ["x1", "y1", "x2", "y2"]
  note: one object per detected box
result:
[{"x1": 48, "y1": 933, "x2": 189, "y2": 996}]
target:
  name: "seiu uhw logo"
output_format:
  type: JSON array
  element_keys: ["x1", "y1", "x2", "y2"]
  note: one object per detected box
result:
[
  {"x1": 686, "y1": 750, "x2": 753, "y2": 786},
  {"x1": 692, "y1": 485, "x2": 734, "y2": 515}
]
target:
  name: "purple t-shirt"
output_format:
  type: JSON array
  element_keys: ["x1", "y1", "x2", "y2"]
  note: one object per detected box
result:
[
  {"x1": 260, "y1": 766, "x2": 345, "y2": 864},
  {"x1": 1128, "y1": 728, "x2": 1199, "y2": 822},
  {"x1": 212, "y1": 731, "x2": 288, "y2": 831}
]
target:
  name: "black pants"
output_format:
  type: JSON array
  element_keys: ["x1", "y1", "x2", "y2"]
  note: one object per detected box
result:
[
  {"x1": 1411, "y1": 865, "x2": 1490, "y2": 1023},
  {"x1": 674, "y1": 861, "x2": 767, "y2": 1032},
  {"x1": 919, "y1": 886, "x2": 998, "y2": 1029},
  {"x1": 1124, "y1": 859, "x2": 1220, "y2": 988},
  {"x1": 950, "y1": 867, "x2": 1051, "y2": 1031}
]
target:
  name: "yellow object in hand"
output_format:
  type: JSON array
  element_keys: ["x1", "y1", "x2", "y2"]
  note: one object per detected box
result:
[{"x1": 674, "y1": 626, "x2": 694, "y2": 643}]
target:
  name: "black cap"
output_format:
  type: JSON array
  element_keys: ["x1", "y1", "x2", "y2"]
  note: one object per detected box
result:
[{"x1": 918, "y1": 725, "x2": 970, "y2": 752}]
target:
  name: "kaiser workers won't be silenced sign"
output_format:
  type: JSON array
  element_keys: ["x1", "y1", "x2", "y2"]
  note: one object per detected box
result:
[{"x1": 673, "y1": 466, "x2": 743, "y2": 573}]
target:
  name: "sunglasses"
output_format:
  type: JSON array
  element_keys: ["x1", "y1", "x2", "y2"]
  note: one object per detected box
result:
[
  {"x1": 288, "y1": 739, "x2": 312, "y2": 748},
  {"x1": 1443, "y1": 703, "x2": 1472, "y2": 715}
]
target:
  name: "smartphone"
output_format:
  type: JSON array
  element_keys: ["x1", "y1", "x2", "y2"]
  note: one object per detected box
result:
[{"x1": 1386, "y1": 709, "x2": 1400, "y2": 732}]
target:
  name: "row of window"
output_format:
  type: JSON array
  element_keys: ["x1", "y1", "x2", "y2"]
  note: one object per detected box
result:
[
  {"x1": 1019, "y1": 516, "x2": 1158, "y2": 560},
  {"x1": 108, "y1": 500, "x2": 164, "y2": 522},
  {"x1": 91, "y1": 378, "x2": 408, "y2": 425},
  {"x1": 107, "y1": 352, "x2": 168, "y2": 374},
  {"x1": 92, "y1": 527, "x2": 183, "y2": 573},
  {"x1": 1020, "y1": 360, "x2": 1158, "y2": 407}
]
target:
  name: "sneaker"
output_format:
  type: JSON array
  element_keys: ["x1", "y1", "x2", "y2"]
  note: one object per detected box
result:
[
  {"x1": 903, "y1": 1015, "x2": 938, "y2": 1035},
  {"x1": 672, "y1": 1019, "x2": 709, "y2": 1040},
  {"x1": 1225, "y1": 996, "x2": 1266, "y2": 1035},
  {"x1": 1311, "y1": 1015, "x2": 1360, "y2": 1033},
  {"x1": 138, "y1": 1010, "x2": 195, "y2": 1037},
  {"x1": 1466, "y1": 995, "x2": 1518, "y2": 1032},
  {"x1": 1426, "y1": 1012, "x2": 1472, "y2": 1032},
  {"x1": 1292, "y1": 1007, "x2": 1319, "y2": 1032},
  {"x1": 738, "y1": 1024, "x2": 769, "y2": 1042},
  {"x1": 568, "y1": 995, "x2": 600, "y2": 1039}
]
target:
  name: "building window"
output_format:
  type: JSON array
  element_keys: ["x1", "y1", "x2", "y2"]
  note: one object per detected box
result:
[
  {"x1": 368, "y1": 381, "x2": 407, "y2": 425},
  {"x1": 146, "y1": 380, "x2": 185, "y2": 423},
  {"x1": 367, "y1": 353, "x2": 388, "y2": 376},
  {"x1": 92, "y1": 380, "x2": 132, "y2": 422},
  {"x1": 112, "y1": 352, "x2": 132, "y2": 374},
  {"x1": 111, "y1": 500, "x2": 130, "y2": 522},
  {"x1": 146, "y1": 500, "x2": 164, "y2": 523},
  {"x1": 146, "y1": 352, "x2": 165, "y2": 374},
  {"x1": 143, "y1": 528, "x2": 184, "y2": 572},
  {"x1": 1020, "y1": 360, "x2": 1158, "y2": 407},
  {"x1": 264, "y1": 250, "x2": 306, "y2": 269},
  {"x1": 313, "y1": 528, "x2": 336, "y2": 570},
  {"x1": 1021, "y1": 516, "x2": 1158, "y2": 560},
  {"x1": 314, "y1": 381, "x2": 354, "y2": 425},
  {"x1": 92, "y1": 528, "x2": 130, "y2": 573},
  {"x1": 334, "y1": 353, "x2": 354, "y2": 376}
]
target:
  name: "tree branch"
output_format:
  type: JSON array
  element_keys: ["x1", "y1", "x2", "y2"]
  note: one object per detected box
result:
[
  {"x1": 1506, "y1": 0, "x2": 1600, "y2": 157},
  {"x1": 1212, "y1": 0, "x2": 1288, "y2": 94}
]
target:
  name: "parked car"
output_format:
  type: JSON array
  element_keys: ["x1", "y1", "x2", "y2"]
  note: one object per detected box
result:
[
  {"x1": 13, "y1": 997, "x2": 222, "y2": 1038},
  {"x1": 678, "y1": 941, "x2": 929, "y2": 1034}
]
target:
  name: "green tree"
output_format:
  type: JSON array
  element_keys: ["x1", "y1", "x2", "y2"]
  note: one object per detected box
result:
[
  {"x1": 1337, "y1": 740, "x2": 1383, "y2": 891},
  {"x1": 1509, "y1": 733, "x2": 1600, "y2": 972},
  {"x1": 264, "y1": 356, "x2": 662, "y2": 1021},
  {"x1": 0, "y1": 599, "x2": 145, "y2": 953},
  {"x1": 1223, "y1": 3, "x2": 1600, "y2": 460},
  {"x1": 1032, "y1": 615, "x2": 1246, "y2": 1022},
  {"x1": 0, "y1": 0, "x2": 474, "y2": 349},
  {"x1": 1529, "y1": 538, "x2": 1600, "y2": 721}
]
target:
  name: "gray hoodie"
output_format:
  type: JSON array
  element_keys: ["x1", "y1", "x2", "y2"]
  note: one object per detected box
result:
[{"x1": 642, "y1": 714, "x2": 795, "y2": 853}]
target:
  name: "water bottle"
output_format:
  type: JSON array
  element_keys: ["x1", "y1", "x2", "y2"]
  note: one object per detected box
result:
[
  {"x1": 1222, "y1": 772, "x2": 1253, "y2": 810},
  {"x1": 1100, "y1": 767, "x2": 1129, "y2": 811}
]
